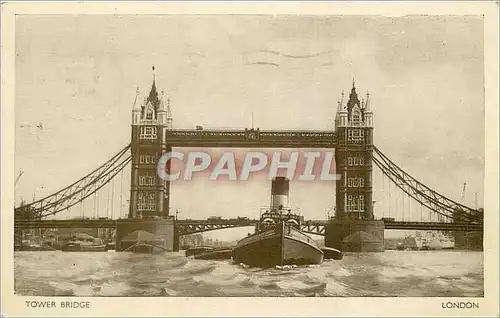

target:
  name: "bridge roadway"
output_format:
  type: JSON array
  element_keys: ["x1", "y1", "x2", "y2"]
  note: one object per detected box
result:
[
  {"x1": 14, "y1": 218, "x2": 483, "y2": 235},
  {"x1": 164, "y1": 129, "x2": 337, "y2": 148}
]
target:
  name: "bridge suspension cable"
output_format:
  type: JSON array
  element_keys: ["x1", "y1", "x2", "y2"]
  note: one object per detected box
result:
[
  {"x1": 372, "y1": 146, "x2": 481, "y2": 223},
  {"x1": 15, "y1": 144, "x2": 131, "y2": 218}
]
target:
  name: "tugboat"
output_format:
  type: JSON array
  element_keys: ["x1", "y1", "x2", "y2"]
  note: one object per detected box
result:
[{"x1": 232, "y1": 177, "x2": 324, "y2": 268}]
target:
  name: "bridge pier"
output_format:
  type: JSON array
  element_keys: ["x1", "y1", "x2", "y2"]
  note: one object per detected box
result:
[
  {"x1": 453, "y1": 231, "x2": 483, "y2": 251},
  {"x1": 173, "y1": 231, "x2": 180, "y2": 252},
  {"x1": 325, "y1": 219, "x2": 385, "y2": 252},
  {"x1": 115, "y1": 218, "x2": 175, "y2": 252}
]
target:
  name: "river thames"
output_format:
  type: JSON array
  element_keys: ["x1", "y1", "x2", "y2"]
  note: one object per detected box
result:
[{"x1": 14, "y1": 250, "x2": 483, "y2": 297}]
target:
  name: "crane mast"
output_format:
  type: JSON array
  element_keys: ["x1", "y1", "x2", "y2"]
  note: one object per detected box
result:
[
  {"x1": 460, "y1": 182, "x2": 466, "y2": 203},
  {"x1": 15, "y1": 170, "x2": 24, "y2": 187}
]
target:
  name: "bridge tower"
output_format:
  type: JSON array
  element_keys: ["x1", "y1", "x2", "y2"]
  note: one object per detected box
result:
[
  {"x1": 116, "y1": 68, "x2": 175, "y2": 251},
  {"x1": 334, "y1": 80, "x2": 374, "y2": 220},
  {"x1": 129, "y1": 70, "x2": 172, "y2": 219},
  {"x1": 326, "y1": 81, "x2": 384, "y2": 252}
]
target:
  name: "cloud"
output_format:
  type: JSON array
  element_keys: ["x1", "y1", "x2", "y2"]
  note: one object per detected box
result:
[
  {"x1": 246, "y1": 62, "x2": 280, "y2": 67},
  {"x1": 251, "y1": 49, "x2": 338, "y2": 59}
]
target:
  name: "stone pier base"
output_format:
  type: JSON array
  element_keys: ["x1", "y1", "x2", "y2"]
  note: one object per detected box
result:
[
  {"x1": 454, "y1": 231, "x2": 483, "y2": 251},
  {"x1": 173, "y1": 233, "x2": 180, "y2": 252},
  {"x1": 116, "y1": 218, "x2": 175, "y2": 252},
  {"x1": 325, "y1": 219, "x2": 385, "y2": 252}
]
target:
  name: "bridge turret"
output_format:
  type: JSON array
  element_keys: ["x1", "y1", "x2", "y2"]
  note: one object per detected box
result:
[
  {"x1": 364, "y1": 91, "x2": 373, "y2": 128},
  {"x1": 132, "y1": 87, "x2": 141, "y2": 125},
  {"x1": 335, "y1": 91, "x2": 348, "y2": 128},
  {"x1": 157, "y1": 91, "x2": 167, "y2": 126},
  {"x1": 157, "y1": 92, "x2": 172, "y2": 129}
]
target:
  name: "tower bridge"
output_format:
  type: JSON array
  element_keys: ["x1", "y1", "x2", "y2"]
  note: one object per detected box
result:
[{"x1": 14, "y1": 71, "x2": 483, "y2": 252}]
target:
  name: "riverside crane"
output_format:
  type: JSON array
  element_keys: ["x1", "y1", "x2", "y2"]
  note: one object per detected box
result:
[
  {"x1": 15, "y1": 170, "x2": 24, "y2": 187},
  {"x1": 461, "y1": 182, "x2": 467, "y2": 203}
]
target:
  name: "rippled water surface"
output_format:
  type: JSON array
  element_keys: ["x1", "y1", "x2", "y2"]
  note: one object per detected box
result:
[{"x1": 15, "y1": 250, "x2": 483, "y2": 297}]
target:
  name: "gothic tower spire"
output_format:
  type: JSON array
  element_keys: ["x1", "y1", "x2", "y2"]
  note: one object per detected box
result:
[
  {"x1": 147, "y1": 66, "x2": 160, "y2": 111},
  {"x1": 347, "y1": 79, "x2": 360, "y2": 113}
]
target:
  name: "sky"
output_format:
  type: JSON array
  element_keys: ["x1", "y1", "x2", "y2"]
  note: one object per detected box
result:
[{"x1": 15, "y1": 15, "x2": 484, "y2": 239}]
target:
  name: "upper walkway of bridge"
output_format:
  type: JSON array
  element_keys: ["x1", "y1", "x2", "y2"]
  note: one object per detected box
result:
[{"x1": 162, "y1": 128, "x2": 337, "y2": 148}]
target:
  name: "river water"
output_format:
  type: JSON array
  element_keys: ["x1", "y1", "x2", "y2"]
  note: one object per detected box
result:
[{"x1": 14, "y1": 250, "x2": 483, "y2": 297}]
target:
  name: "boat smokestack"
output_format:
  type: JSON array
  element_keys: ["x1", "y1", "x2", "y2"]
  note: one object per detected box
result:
[{"x1": 271, "y1": 177, "x2": 289, "y2": 210}]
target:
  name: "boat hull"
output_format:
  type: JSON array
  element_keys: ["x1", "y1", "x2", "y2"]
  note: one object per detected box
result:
[
  {"x1": 127, "y1": 244, "x2": 164, "y2": 254},
  {"x1": 185, "y1": 246, "x2": 214, "y2": 257},
  {"x1": 62, "y1": 243, "x2": 107, "y2": 252},
  {"x1": 195, "y1": 249, "x2": 233, "y2": 260},
  {"x1": 232, "y1": 225, "x2": 324, "y2": 268}
]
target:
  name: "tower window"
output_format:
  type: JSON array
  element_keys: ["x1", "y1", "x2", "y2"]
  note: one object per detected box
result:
[
  {"x1": 139, "y1": 154, "x2": 156, "y2": 164},
  {"x1": 348, "y1": 157, "x2": 364, "y2": 166},
  {"x1": 139, "y1": 173, "x2": 156, "y2": 186},
  {"x1": 346, "y1": 195, "x2": 353, "y2": 212},
  {"x1": 347, "y1": 177, "x2": 364, "y2": 187},
  {"x1": 137, "y1": 192, "x2": 156, "y2": 211},
  {"x1": 348, "y1": 129, "x2": 365, "y2": 143},
  {"x1": 351, "y1": 108, "x2": 362, "y2": 126},
  {"x1": 146, "y1": 109, "x2": 155, "y2": 120},
  {"x1": 140, "y1": 127, "x2": 157, "y2": 140}
]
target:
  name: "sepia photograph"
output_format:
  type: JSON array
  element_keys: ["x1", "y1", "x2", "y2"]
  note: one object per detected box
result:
[{"x1": 2, "y1": 1, "x2": 499, "y2": 317}]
